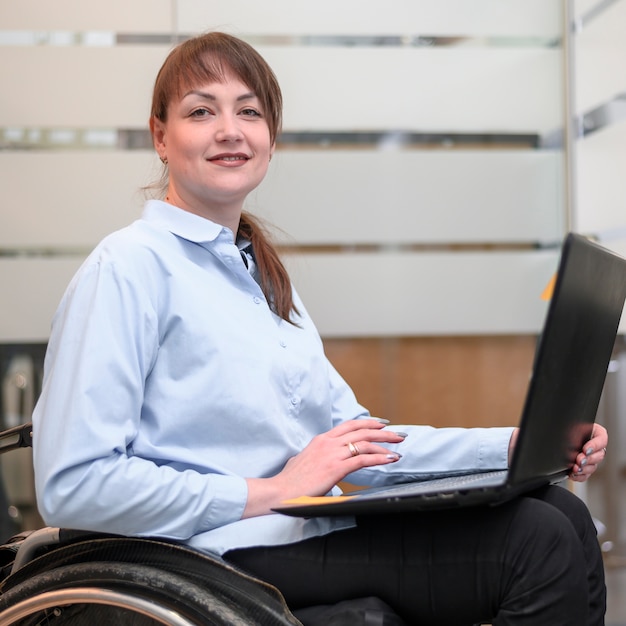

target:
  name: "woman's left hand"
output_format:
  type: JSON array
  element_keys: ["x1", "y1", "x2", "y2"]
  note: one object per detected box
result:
[
  {"x1": 570, "y1": 423, "x2": 608, "y2": 482},
  {"x1": 508, "y1": 423, "x2": 608, "y2": 483}
]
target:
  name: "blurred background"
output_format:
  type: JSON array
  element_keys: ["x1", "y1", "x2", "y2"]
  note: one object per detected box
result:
[{"x1": 0, "y1": 0, "x2": 625, "y2": 621}]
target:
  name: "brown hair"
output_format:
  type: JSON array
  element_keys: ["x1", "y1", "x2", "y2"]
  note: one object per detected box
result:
[{"x1": 150, "y1": 32, "x2": 299, "y2": 323}]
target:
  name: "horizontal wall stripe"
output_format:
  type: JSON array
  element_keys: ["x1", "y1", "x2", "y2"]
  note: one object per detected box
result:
[
  {"x1": 0, "y1": 32, "x2": 560, "y2": 49},
  {"x1": 276, "y1": 242, "x2": 545, "y2": 254},
  {"x1": 0, "y1": 243, "x2": 542, "y2": 259},
  {"x1": 119, "y1": 34, "x2": 561, "y2": 48},
  {"x1": 578, "y1": 0, "x2": 623, "y2": 26},
  {"x1": 277, "y1": 132, "x2": 541, "y2": 150},
  {"x1": 580, "y1": 93, "x2": 626, "y2": 137},
  {"x1": 0, "y1": 128, "x2": 541, "y2": 152}
]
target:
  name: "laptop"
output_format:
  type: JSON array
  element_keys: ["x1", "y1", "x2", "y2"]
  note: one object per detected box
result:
[{"x1": 274, "y1": 233, "x2": 626, "y2": 518}]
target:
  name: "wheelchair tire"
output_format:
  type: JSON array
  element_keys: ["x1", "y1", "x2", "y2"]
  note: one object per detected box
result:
[
  {"x1": 0, "y1": 536, "x2": 300, "y2": 625},
  {"x1": 0, "y1": 560, "x2": 266, "y2": 625}
]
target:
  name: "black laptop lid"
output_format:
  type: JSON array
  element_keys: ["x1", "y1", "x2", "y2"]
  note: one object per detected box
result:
[
  {"x1": 273, "y1": 234, "x2": 626, "y2": 519},
  {"x1": 510, "y1": 233, "x2": 626, "y2": 484}
]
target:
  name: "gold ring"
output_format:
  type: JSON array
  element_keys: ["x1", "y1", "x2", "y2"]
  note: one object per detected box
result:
[{"x1": 347, "y1": 442, "x2": 360, "y2": 457}]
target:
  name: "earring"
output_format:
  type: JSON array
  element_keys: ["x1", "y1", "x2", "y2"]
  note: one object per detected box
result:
[{"x1": 160, "y1": 156, "x2": 168, "y2": 165}]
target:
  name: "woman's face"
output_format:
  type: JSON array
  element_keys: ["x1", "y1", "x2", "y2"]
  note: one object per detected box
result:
[{"x1": 152, "y1": 73, "x2": 274, "y2": 223}]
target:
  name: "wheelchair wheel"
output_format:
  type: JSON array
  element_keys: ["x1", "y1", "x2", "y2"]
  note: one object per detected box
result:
[{"x1": 0, "y1": 561, "x2": 263, "y2": 625}]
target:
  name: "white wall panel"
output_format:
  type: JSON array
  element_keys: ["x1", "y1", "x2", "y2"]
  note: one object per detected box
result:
[
  {"x1": 0, "y1": 250, "x2": 559, "y2": 341},
  {"x1": 2, "y1": 149, "x2": 563, "y2": 248},
  {"x1": 0, "y1": 45, "x2": 561, "y2": 133},
  {"x1": 594, "y1": 239, "x2": 626, "y2": 335},
  {"x1": 576, "y1": 120, "x2": 626, "y2": 235},
  {"x1": 0, "y1": 46, "x2": 169, "y2": 128},
  {"x1": 0, "y1": 258, "x2": 84, "y2": 342},
  {"x1": 574, "y1": 0, "x2": 605, "y2": 18},
  {"x1": 4, "y1": 247, "x2": 624, "y2": 341},
  {"x1": 284, "y1": 249, "x2": 559, "y2": 337},
  {"x1": 179, "y1": 0, "x2": 561, "y2": 37},
  {"x1": 0, "y1": 1, "x2": 569, "y2": 342},
  {"x1": 1, "y1": 152, "x2": 154, "y2": 248},
  {"x1": 599, "y1": 238, "x2": 626, "y2": 261},
  {"x1": 267, "y1": 47, "x2": 562, "y2": 134},
  {"x1": 575, "y1": 0, "x2": 626, "y2": 115},
  {"x1": 254, "y1": 150, "x2": 564, "y2": 244},
  {"x1": 0, "y1": 0, "x2": 172, "y2": 33}
]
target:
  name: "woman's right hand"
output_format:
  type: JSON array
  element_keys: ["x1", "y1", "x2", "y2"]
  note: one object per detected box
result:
[{"x1": 243, "y1": 419, "x2": 405, "y2": 518}]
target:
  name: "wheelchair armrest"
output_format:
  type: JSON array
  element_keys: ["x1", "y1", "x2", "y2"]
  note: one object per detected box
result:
[
  {"x1": 5, "y1": 528, "x2": 126, "y2": 577},
  {"x1": 9, "y1": 527, "x2": 60, "y2": 573},
  {"x1": 0, "y1": 422, "x2": 33, "y2": 454}
]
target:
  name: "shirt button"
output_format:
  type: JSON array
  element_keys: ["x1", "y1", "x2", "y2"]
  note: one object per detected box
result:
[
  {"x1": 290, "y1": 397, "x2": 298, "y2": 406},
  {"x1": 280, "y1": 340, "x2": 287, "y2": 348},
  {"x1": 253, "y1": 296, "x2": 261, "y2": 304}
]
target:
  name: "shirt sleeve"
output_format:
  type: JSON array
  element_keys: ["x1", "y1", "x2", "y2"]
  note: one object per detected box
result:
[
  {"x1": 322, "y1": 344, "x2": 514, "y2": 487},
  {"x1": 32, "y1": 257, "x2": 248, "y2": 540},
  {"x1": 346, "y1": 424, "x2": 514, "y2": 487}
]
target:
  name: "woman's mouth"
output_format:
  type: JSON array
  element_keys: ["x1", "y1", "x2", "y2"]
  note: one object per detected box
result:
[{"x1": 209, "y1": 154, "x2": 249, "y2": 163}]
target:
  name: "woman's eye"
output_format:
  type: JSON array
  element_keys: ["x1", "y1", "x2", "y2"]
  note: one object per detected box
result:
[
  {"x1": 241, "y1": 108, "x2": 261, "y2": 118},
  {"x1": 190, "y1": 108, "x2": 211, "y2": 117}
]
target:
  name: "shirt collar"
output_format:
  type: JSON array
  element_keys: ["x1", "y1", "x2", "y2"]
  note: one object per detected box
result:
[{"x1": 143, "y1": 199, "x2": 230, "y2": 244}]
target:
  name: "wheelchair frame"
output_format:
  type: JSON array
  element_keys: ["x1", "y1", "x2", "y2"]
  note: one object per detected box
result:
[
  {"x1": 0, "y1": 423, "x2": 300, "y2": 625},
  {"x1": 0, "y1": 423, "x2": 409, "y2": 626}
]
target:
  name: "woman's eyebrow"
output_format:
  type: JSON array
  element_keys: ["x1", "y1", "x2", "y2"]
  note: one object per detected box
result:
[{"x1": 182, "y1": 89, "x2": 257, "y2": 102}]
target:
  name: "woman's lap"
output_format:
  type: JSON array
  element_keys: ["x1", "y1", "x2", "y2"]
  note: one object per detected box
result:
[{"x1": 225, "y1": 485, "x2": 603, "y2": 625}]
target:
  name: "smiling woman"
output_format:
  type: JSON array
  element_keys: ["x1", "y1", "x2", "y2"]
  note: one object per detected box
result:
[
  {"x1": 31, "y1": 31, "x2": 609, "y2": 626},
  {"x1": 147, "y1": 32, "x2": 295, "y2": 324},
  {"x1": 150, "y1": 77, "x2": 273, "y2": 233}
]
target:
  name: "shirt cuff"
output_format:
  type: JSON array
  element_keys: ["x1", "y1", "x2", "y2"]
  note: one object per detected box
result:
[
  {"x1": 200, "y1": 475, "x2": 248, "y2": 531},
  {"x1": 478, "y1": 427, "x2": 516, "y2": 470}
]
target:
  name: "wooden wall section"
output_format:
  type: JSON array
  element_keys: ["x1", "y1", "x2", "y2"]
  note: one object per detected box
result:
[{"x1": 324, "y1": 335, "x2": 538, "y2": 429}]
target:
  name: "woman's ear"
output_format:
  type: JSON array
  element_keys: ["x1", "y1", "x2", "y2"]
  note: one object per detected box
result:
[{"x1": 150, "y1": 117, "x2": 167, "y2": 161}]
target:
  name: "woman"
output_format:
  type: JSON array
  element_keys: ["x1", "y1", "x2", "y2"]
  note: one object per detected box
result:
[{"x1": 32, "y1": 32, "x2": 608, "y2": 625}]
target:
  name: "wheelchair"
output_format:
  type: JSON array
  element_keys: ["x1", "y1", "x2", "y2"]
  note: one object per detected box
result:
[{"x1": 0, "y1": 423, "x2": 407, "y2": 625}]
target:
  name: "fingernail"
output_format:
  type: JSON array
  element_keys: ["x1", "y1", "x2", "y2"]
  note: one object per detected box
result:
[
  {"x1": 393, "y1": 432, "x2": 409, "y2": 438},
  {"x1": 578, "y1": 465, "x2": 584, "y2": 473},
  {"x1": 365, "y1": 416, "x2": 390, "y2": 424},
  {"x1": 580, "y1": 457, "x2": 588, "y2": 467},
  {"x1": 585, "y1": 447, "x2": 594, "y2": 456},
  {"x1": 386, "y1": 453, "x2": 402, "y2": 461}
]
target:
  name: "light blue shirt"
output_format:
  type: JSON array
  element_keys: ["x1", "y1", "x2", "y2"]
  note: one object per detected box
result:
[{"x1": 33, "y1": 200, "x2": 513, "y2": 555}]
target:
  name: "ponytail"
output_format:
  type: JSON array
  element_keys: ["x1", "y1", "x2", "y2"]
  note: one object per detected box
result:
[{"x1": 238, "y1": 212, "x2": 300, "y2": 325}]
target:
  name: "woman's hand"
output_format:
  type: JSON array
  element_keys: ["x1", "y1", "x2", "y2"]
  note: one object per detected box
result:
[
  {"x1": 243, "y1": 419, "x2": 404, "y2": 518},
  {"x1": 570, "y1": 423, "x2": 608, "y2": 482},
  {"x1": 507, "y1": 424, "x2": 608, "y2": 482}
]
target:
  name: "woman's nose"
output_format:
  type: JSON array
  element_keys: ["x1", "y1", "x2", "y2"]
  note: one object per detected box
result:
[{"x1": 215, "y1": 115, "x2": 242, "y2": 142}]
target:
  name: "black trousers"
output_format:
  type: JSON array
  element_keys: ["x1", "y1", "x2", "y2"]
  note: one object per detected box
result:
[{"x1": 225, "y1": 485, "x2": 606, "y2": 625}]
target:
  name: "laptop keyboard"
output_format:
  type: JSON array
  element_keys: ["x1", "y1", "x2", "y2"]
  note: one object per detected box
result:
[{"x1": 355, "y1": 470, "x2": 508, "y2": 499}]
